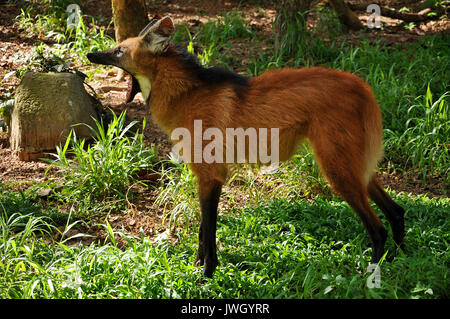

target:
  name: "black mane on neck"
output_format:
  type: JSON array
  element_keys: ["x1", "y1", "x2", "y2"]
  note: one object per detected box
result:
[{"x1": 173, "y1": 44, "x2": 249, "y2": 93}]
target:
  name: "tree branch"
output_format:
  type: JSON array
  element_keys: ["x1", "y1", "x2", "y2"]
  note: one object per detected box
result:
[
  {"x1": 347, "y1": 2, "x2": 440, "y2": 22},
  {"x1": 329, "y1": 0, "x2": 364, "y2": 31}
]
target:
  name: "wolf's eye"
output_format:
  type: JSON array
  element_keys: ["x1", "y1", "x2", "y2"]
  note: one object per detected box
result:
[{"x1": 115, "y1": 47, "x2": 124, "y2": 57}]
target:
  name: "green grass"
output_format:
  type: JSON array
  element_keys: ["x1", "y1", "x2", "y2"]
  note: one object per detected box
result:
[
  {"x1": 47, "y1": 110, "x2": 158, "y2": 207},
  {"x1": 173, "y1": 11, "x2": 254, "y2": 69},
  {"x1": 385, "y1": 87, "x2": 449, "y2": 183},
  {"x1": 1, "y1": 192, "x2": 448, "y2": 298},
  {"x1": 156, "y1": 155, "x2": 199, "y2": 232},
  {"x1": 15, "y1": 0, "x2": 115, "y2": 62}
]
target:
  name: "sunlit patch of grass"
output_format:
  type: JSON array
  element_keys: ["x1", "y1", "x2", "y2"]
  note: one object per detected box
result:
[
  {"x1": 47, "y1": 110, "x2": 158, "y2": 205},
  {"x1": 155, "y1": 155, "x2": 199, "y2": 233}
]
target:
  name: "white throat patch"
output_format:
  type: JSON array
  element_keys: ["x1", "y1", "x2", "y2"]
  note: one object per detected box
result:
[{"x1": 135, "y1": 74, "x2": 152, "y2": 102}]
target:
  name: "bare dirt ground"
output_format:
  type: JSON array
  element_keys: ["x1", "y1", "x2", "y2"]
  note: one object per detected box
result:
[{"x1": 0, "y1": 0, "x2": 448, "y2": 243}]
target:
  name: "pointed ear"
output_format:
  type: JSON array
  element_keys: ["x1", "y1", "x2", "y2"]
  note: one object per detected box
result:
[
  {"x1": 138, "y1": 13, "x2": 163, "y2": 37},
  {"x1": 156, "y1": 16, "x2": 175, "y2": 37},
  {"x1": 141, "y1": 16, "x2": 175, "y2": 53}
]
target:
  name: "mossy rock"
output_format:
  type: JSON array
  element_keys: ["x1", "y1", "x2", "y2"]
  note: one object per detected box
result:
[{"x1": 10, "y1": 72, "x2": 100, "y2": 161}]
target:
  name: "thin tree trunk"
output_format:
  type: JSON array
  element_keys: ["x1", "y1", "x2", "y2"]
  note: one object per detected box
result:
[
  {"x1": 111, "y1": 0, "x2": 148, "y2": 81},
  {"x1": 112, "y1": 0, "x2": 148, "y2": 42}
]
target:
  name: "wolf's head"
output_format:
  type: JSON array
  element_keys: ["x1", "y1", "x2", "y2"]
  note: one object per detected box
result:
[{"x1": 87, "y1": 15, "x2": 175, "y2": 102}]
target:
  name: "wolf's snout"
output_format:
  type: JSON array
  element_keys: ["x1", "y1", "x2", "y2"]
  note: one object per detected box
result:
[
  {"x1": 86, "y1": 50, "x2": 119, "y2": 68},
  {"x1": 87, "y1": 52, "x2": 103, "y2": 64},
  {"x1": 86, "y1": 52, "x2": 95, "y2": 62}
]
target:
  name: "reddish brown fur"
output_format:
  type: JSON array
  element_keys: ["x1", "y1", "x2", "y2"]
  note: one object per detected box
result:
[
  {"x1": 133, "y1": 44, "x2": 389, "y2": 241},
  {"x1": 127, "y1": 42, "x2": 383, "y2": 210},
  {"x1": 130, "y1": 46, "x2": 383, "y2": 191}
]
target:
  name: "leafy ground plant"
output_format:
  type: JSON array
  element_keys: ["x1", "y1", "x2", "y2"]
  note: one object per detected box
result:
[
  {"x1": 48, "y1": 110, "x2": 158, "y2": 204},
  {"x1": 386, "y1": 87, "x2": 449, "y2": 184},
  {"x1": 15, "y1": 1, "x2": 114, "y2": 61},
  {"x1": 156, "y1": 155, "x2": 199, "y2": 232}
]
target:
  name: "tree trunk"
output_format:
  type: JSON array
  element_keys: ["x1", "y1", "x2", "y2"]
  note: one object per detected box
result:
[
  {"x1": 111, "y1": 0, "x2": 148, "y2": 81},
  {"x1": 329, "y1": 0, "x2": 364, "y2": 31},
  {"x1": 112, "y1": 0, "x2": 148, "y2": 42},
  {"x1": 274, "y1": 0, "x2": 313, "y2": 54}
]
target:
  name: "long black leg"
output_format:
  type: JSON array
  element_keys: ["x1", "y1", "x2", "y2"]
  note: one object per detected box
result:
[{"x1": 194, "y1": 180, "x2": 222, "y2": 278}]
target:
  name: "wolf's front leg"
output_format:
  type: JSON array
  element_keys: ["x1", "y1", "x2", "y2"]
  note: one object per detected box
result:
[{"x1": 194, "y1": 179, "x2": 223, "y2": 278}]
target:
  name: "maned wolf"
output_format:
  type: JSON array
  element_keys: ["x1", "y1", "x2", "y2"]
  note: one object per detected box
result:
[{"x1": 87, "y1": 15, "x2": 405, "y2": 278}]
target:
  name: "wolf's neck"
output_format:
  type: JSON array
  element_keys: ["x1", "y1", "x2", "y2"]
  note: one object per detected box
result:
[{"x1": 148, "y1": 64, "x2": 198, "y2": 134}]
